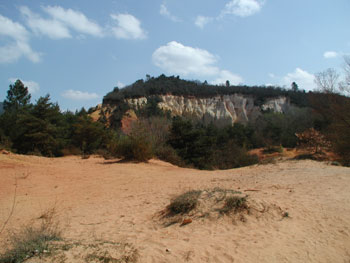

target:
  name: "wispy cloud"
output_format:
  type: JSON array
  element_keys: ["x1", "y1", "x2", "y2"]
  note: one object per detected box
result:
[
  {"x1": 8, "y1": 78, "x2": 40, "y2": 93},
  {"x1": 20, "y1": 6, "x2": 71, "y2": 39},
  {"x1": 62, "y1": 90, "x2": 99, "y2": 100},
  {"x1": 195, "y1": 16, "x2": 213, "y2": 29},
  {"x1": 220, "y1": 0, "x2": 264, "y2": 18},
  {"x1": 0, "y1": 14, "x2": 41, "y2": 63},
  {"x1": 20, "y1": 5, "x2": 103, "y2": 39},
  {"x1": 323, "y1": 51, "x2": 338, "y2": 59},
  {"x1": 160, "y1": 3, "x2": 181, "y2": 22},
  {"x1": 196, "y1": 0, "x2": 264, "y2": 28},
  {"x1": 43, "y1": 6, "x2": 103, "y2": 37},
  {"x1": 110, "y1": 13, "x2": 147, "y2": 40},
  {"x1": 152, "y1": 41, "x2": 243, "y2": 85}
]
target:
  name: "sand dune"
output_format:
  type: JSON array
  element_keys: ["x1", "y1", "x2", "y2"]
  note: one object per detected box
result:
[{"x1": 1, "y1": 153, "x2": 350, "y2": 262}]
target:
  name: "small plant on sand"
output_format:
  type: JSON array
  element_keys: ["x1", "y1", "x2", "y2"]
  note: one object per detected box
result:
[
  {"x1": 262, "y1": 145, "x2": 283, "y2": 154},
  {"x1": 166, "y1": 190, "x2": 202, "y2": 216},
  {"x1": 283, "y1": 211, "x2": 289, "y2": 218},
  {"x1": 219, "y1": 196, "x2": 248, "y2": 214},
  {"x1": 0, "y1": 208, "x2": 61, "y2": 263}
]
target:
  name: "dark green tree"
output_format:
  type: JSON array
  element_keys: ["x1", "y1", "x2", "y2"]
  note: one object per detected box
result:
[
  {"x1": 0, "y1": 80, "x2": 32, "y2": 148},
  {"x1": 291, "y1": 82, "x2": 299, "y2": 92},
  {"x1": 10, "y1": 95, "x2": 64, "y2": 156},
  {"x1": 72, "y1": 115, "x2": 107, "y2": 154},
  {"x1": 3, "y1": 80, "x2": 31, "y2": 112}
]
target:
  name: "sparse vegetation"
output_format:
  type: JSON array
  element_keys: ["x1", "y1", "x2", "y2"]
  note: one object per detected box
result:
[
  {"x1": 166, "y1": 190, "x2": 202, "y2": 216},
  {"x1": 219, "y1": 196, "x2": 248, "y2": 215},
  {"x1": 262, "y1": 145, "x2": 283, "y2": 154},
  {"x1": 0, "y1": 209, "x2": 61, "y2": 263},
  {"x1": 161, "y1": 188, "x2": 254, "y2": 226}
]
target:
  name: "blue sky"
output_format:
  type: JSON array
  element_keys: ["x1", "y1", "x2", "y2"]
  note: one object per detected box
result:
[{"x1": 0, "y1": 0, "x2": 349, "y2": 111}]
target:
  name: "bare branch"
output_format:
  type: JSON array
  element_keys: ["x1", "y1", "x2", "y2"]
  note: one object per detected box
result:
[
  {"x1": 314, "y1": 68, "x2": 339, "y2": 94},
  {"x1": 0, "y1": 177, "x2": 17, "y2": 235}
]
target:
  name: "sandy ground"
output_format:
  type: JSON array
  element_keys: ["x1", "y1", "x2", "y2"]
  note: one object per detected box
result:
[{"x1": 0, "y1": 153, "x2": 350, "y2": 262}]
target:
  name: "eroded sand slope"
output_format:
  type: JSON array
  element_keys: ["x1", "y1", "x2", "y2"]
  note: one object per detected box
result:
[{"x1": 0, "y1": 154, "x2": 350, "y2": 262}]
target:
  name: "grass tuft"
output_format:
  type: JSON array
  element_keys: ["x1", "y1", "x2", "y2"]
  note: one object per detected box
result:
[
  {"x1": 0, "y1": 208, "x2": 61, "y2": 263},
  {"x1": 166, "y1": 190, "x2": 202, "y2": 216},
  {"x1": 219, "y1": 196, "x2": 248, "y2": 214}
]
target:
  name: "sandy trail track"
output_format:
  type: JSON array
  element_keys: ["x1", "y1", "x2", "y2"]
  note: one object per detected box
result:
[{"x1": 1, "y1": 154, "x2": 350, "y2": 262}]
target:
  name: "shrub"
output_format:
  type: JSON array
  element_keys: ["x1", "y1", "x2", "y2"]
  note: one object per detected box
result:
[
  {"x1": 155, "y1": 145, "x2": 185, "y2": 167},
  {"x1": 116, "y1": 135, "x2": 153, "y2": 162},
  {"x1": 166, "y1": 190, "x2": 202, "y2": 216},
  {"x1": 219, "y1": 196, "x2": 248, "y2": 214},
  {"x1": 212, "y1": 141, "x2": 259, "y2": 169},
  {"x1": 0, "y1": 209, "x2": 61, "y2": 263}
]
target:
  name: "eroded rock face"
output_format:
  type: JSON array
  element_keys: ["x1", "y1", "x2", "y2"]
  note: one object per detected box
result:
[{"x1": 125, "y1": 95, "x2": 289, "y2": 125}]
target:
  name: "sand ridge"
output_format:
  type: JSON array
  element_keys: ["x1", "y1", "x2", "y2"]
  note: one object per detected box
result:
[{"x1": 1, "y1": 154, "x2": 350, "y2": 262}]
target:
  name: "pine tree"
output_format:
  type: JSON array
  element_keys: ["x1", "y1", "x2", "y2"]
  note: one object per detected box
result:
[{"x1": 3, "y1": 80, "x2": 31, "y2": 112}]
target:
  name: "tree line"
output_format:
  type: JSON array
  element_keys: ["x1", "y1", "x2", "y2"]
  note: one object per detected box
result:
[
  {"x1": 1, "y1": 60, "x2": 350, "y2": 168},
  {"x1": 0, "y1": 80, "x2": 109, "y2": 157}
]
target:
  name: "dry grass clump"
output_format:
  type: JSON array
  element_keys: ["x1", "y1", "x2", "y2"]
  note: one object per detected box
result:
[
  {"x1": 0, "y1": 207, "x2": 138, "y2": 263},
  {"x1": 0, "y1": 208, "x2": 61, "y2": 263},
  {"x1": 166, "y1": 190, "x2": 202, "y2": 216},
  {"x1": 160, "y1": 188, "x2": 251, "y2": 226},
  {"x1": 25, "y1": 241, "x2": 139, "y2": 263},
  {"x1": 218, "y1": 196, "x2": 248, "y2": 215}
]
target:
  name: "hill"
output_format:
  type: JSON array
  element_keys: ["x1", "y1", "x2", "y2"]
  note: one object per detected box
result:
[
  {"x1": 100, "y1": 75, "x2": 310, "y2": 128},
  {"x1": 103, "y1": 74, "x2": 309, "y2": 107}
]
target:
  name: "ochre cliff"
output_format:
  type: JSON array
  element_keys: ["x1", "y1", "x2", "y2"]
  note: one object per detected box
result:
[{"x1": 123, "y1": 94, "x2": 289, "y2": 124}]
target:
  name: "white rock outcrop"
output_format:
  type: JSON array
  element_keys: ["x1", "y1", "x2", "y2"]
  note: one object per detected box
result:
[{"x1": 125, "y1": 94, "x2": 289, "y2": 125}]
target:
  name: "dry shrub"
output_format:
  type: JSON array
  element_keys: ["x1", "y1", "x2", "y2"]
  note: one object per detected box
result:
[
  {"x1": 118, "y1": 135, "x2": 153, "y2": 162},
  {"x1": 166, "y1": 190, "x2": 202, "y2": 216},
  {"x1": 0, "y1": 208, "x2": 61, "y2": 263},
  {"x1": 219, "y1": 196, "x2": 248, "y2": 214},
  {"x1": 155, "y1": 145, "x2": 185, "y2": 167}
]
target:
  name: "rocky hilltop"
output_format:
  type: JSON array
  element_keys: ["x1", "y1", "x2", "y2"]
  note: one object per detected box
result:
[
  {"x1": 100, "y1": 75, "x2": 306, "y2": 126},
  {"x1": 124, "y1": 94, "x2": 289, "y2": 124}
]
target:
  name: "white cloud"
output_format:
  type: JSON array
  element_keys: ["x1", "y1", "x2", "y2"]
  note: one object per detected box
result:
[
  {"x1": 211, "y1": 70, "x2": 243, "y2": 85},
  {"x1": 110, "y1": 14, "x2": 146, "y2": 40},
  {"x1": 62, "y1": 90, "x2": 99, "y2": 100},
  {"x1": 20, "y1": 5, "x2": 103, "y2": 39},
  {"x1": 20, "y1": 6, "x2": 71, "y2": 39},
  {"x1": 282, "y1": 68, "x2": 315, "y2": 91},
  {"x1": 8, "y1": 78, "x2": 40, "y2": 94},
  {"x1": 42, "y1": 6, "x2": 103, "y2": 37},
  {"x1": 0, "y1": 14, "x2": 41, "y2": 63},
  {"x1": 152, "y1": 41, "x2": 219, "y2": 76},
  {"x1": 0, "y1": 13, "x2": 28, "y2": 41},
  {"x1": 152, "y1": 41, "x2": 243, "y2": 84},
  {"x1": 220, "y1": 0, "x2": 263, "y2": 18},
  {"x1": 195, "y1": 16, "x2": 213, "y2": 29},
  {"x1": 323, "y1": 51, "x2": 338, "y2": 59},
  {"x1": 160, "y1": 3, "x2": 181, "y2": 22},
  {"x1": 196, "y1": 0, "x2": 263, "y2": 29}
]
